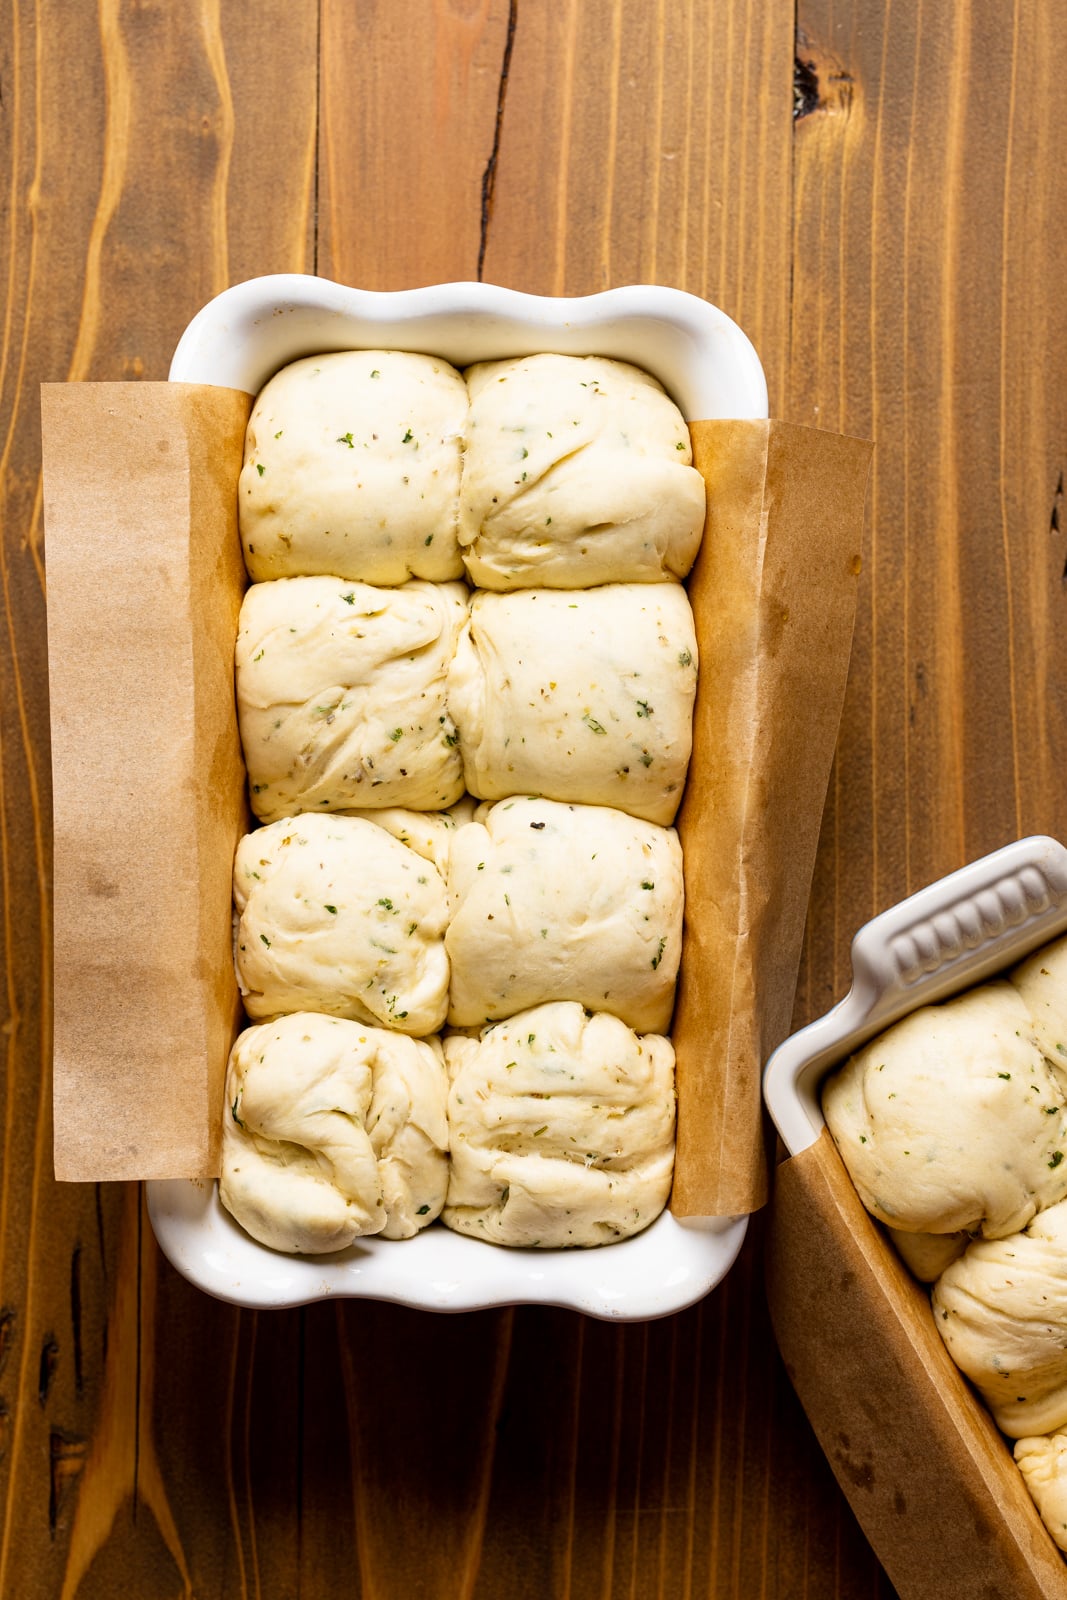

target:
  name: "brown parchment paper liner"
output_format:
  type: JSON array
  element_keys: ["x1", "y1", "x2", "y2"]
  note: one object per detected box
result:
[
  {"x1": 674, "y1": 420, "x2": 873, "y2": 1216},
  {"x1": 43, "y1": 383, "x2": 252, "y2": 1180},
  {"x1": 43, "y1": 389, "x2": 871, "y2": 1191},
  {"x1": 767, "y1": 1130, "x2": 1067, "y2": 1600}
]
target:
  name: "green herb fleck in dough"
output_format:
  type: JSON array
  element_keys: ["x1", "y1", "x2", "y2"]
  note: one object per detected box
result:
[
  {"x1": 402, "y1": 428, "x2": 413, "y2": 443},
  {"x1": 534, "y1": 1125, "x2": 548, "y2": 1137},
  {"x1": 678, "y1": 648, "x2": 693, "y2": 667},
  {"x1": 342, "y1": 591, "x2": 356, "y2": 605},
  {"x1": 1052, "y1": 1151, "x2": 1065, "y2": 1169},
  {"x1": 641, "y1": 880, "x2": 654, "y2": 891},
  {"x1": 256, "y1": 463, "x2": 265, "y2": 476},
  {"x1": 416, "y1": 1203, "x2": 430, "y2": 1215},
  {"x1": 324, "y1": 904, "x2": 337, "y2": 915},
  {"x1": 638, "y1": 751, "x2": 653, "y2": 767},
  {"x1": 260, "y1": 934, "x2": 271, "y2": 947},
  {"x1": 389, "y1": 728, "x2": 403, "y2": 741},
  {"x1": 635, "y1": 700, "x2": 653, "y2": 718},
  {"x1": 337, "y1": 432, "x2": 354, "y2": 447},
  {"x1": 371, "y1": 369, "x2": 381, "y2": 378},
  {"x1": 583, "y1": 713, "x2": 607, "y2": 736},
  {"x1": 651, "y1": 937, "x2": 666, "y2": 970}
]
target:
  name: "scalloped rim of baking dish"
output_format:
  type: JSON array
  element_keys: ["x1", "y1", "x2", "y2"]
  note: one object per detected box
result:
[
  {"x1": 147, "y1": 274, "x2": 768, "y2": 1319},
  {"x1": 763, "y1": 834, "x2": 1067, "y2": 1158}
]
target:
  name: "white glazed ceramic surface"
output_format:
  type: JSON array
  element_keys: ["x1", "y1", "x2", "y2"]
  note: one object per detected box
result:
[
  {"x1": 147, "y1": 275, "x2": 768, "y2": 1319},
  {"x1": 763, "y1": 835, "x2": 1067, "y2": 1158}
]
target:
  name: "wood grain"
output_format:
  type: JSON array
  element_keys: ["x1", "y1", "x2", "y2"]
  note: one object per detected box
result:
[
  {"x1": 318, "y1": 0, "x2": 513, "y2": 288},
  {"x1": 479, "y1": 0, "x2": 794, "y2": 413},
  {"x1": 3, "y1": 0, "x2": 1063, "y2": 1593},
  {"x1": 792, "y1": 0, "x2": 1067, "y2": 1024}
]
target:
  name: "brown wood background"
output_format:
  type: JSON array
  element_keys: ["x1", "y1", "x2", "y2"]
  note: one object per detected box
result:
[{"x1": 1, "y1": 0, "x2": 1065, "y2": 1594}]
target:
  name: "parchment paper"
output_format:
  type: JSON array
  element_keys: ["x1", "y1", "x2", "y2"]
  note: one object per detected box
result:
[
  {"x1": 674, "y1": 420, "x2": 873, "y2": 1217},
  {"x1": 43, "y1": 382, "x2": 251, "y2": 1179},
  {"x1": 43, "y1": 389, "x2": 871, "y2": 1198},
  {"x1": 766, "y1": 1129, "x2": 1067, "y2": 1600}
]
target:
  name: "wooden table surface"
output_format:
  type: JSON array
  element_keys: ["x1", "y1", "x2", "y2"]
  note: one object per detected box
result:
[{"x1": 3, "y1": 2, "x2": 1065, "y2": 1595}]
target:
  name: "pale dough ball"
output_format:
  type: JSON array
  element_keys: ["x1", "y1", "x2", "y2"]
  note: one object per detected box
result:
[
  {"x1": 932, "y1": 1198, "x2": 1067, "y2": 1437},
  {"x1": 1015, "y1": 1430, "x2": 1067, "y2": 1552},
  {"x1": 365, "y1": 1028, "x2": 450, "y2": 1239},
  {"x1": 447, "y1": 585, "x2": 698, "y2": 825},
  {"x1": 236, "y1": 577, "x2": 467, "y2": 821},
  {"x1": 459, "y1": 354, "x2": 706, "y2": 589},
  {"x1": 219, "y1": 1014, "x2": 448, "y2": 1252},
  {"x1": 238, "y1": 350, "x2": 467, "y2": 583},
  {"x1": 1011, "y1": 932, "x2": 1067, "y2": 1083},
  {"x1": 220, "y1": 1013, "x2": 382, "y2": 1252},
  {"x1": 443, "y1": 1002, "x2": 675, "y2": 1247},
  {"x1": 445, "y1": 797, "x2": 683, "y2": 1032},
  {"x1": 822, "y1": 981, "x2": 1067, "y2": 1238},
  {"x1": 233, "y1": 813, "x2": 449, "y2": 1034},
  {"x1": 338, "y1": 798, "x2": 474, "y2": 876}
]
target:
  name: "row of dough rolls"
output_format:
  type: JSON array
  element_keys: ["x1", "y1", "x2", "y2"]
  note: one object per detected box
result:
[
  {"x1": 222, "y1": 1001, "x2": 676, "y2": 1253},
  {"x1": 222, "y1": 345, "x2": 701, "y2": 1255},
  {"x1": 822, "y1": 931, "x2": 1067, "y2": 1552},
  {"x1": 238, "y1": 350, "x2": 706, "y2": 590},
  {"x1": 225, "y1": 800, "x2": 680, "y2": 1249},
  {"x1": 236, "y1": 578, "x2": 698, "y2": 827}
]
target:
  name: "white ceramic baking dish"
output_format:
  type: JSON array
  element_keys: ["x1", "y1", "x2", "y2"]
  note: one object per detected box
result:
[
  {"x1": 146, "y1": 275, "x2": 767, "y2": 1320},
  {"x1": 763, "y1": 834, "x2": 1067, "y2": 1159}
]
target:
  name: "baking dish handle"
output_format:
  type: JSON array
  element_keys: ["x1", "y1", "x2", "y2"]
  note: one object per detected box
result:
[{"x1": 764, "y1": 835, "x2": 1067, "y2": 1155}]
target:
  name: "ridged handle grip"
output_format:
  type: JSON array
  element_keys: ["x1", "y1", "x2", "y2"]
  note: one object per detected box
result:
[
  {"x1": 764, "y1": 836, "x2": 1067, "y2": 1156},
  {"x1": 851, "y1": 838, "x2": 1067, "y2": 1007}
]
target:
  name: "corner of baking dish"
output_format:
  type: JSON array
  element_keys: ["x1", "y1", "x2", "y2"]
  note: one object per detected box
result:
[{"x1": 763, "y1": 835, "x2": 1067, "y2": 1159}]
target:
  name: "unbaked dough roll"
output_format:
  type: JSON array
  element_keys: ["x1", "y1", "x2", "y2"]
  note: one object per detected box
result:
[
  {"x1": 445, "y1": 797, "x2": 683, "y2": 1032},
  {"x1": 234, "y1": 813, "x2": 449, "y2": 1034},
  {"x1": 443, "y1": 1002, "x2": 675, "y2": 1247},
  {"x1": 459, "y1": 354, "x2": 705, "y2": 589},
  {"x1": 236, "y1": 577, "x2": 467, "y2": 821},
  {"x1": 220, "y1": 1013, "x2": 448, "y2": 1252},
  {"x1": 238, "y1": 350, "x2": 467, "y2": 583},
  {"x1": 1015, "y1": 1431, "x2": 1067, "y2": 1552},
  {"x1": 1011, "y1": 932, "x2": 1067, "y2": 1085},
  {"x1": 338, "y1": 799, "x2": 475, "y2": 911},
  {"x1": 822, "y1": 981, "x2": 1067, "y2": 1239},
  {"x1": 447, "y1": 585, "x2": 698, "y2": 825},
  {"x1": 365, "y1": 1027, "x2": 450, "y2": 1239},
  {"x1": 932, "y1": 1198, "x2": 1067, "y2": 1437}
]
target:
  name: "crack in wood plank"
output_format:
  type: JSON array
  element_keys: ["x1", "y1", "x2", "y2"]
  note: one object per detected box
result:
[{"x1": 478, "y1": 0, "x2": 518, "y2": 280}]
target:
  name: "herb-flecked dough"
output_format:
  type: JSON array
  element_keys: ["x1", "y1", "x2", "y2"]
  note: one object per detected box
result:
[{"x1": 222, "y1": 344, "x2": 704, "y2": 1257}]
